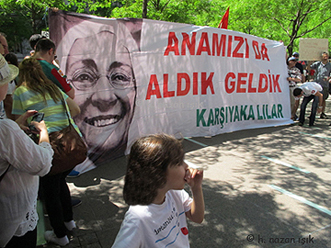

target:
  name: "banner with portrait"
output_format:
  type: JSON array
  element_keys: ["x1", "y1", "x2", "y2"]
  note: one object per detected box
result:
[{"x1": 49, "y1": 10, "x2": 291, "y2": 173}]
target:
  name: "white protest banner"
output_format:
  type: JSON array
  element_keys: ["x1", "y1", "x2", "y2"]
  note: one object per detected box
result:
[{"x1": 49, "y1": 10, "x2": 291, "y2": 173}]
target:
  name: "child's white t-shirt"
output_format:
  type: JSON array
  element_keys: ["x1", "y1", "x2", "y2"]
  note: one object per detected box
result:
[{"x1": 112, "y1": 189, "x2": 193, "y2": 248}]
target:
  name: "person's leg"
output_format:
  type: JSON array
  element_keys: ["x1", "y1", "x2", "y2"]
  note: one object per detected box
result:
[
  {"x1": 289, "y1": 87, "x2": 296, "y2": 119},
  {"x1": 320, "y1": 87, "x2": 329, "y2": 117},
  {"x1": 5, "y1": 228, "x2": 37, "y2": 248},
  {"x1": 60, "y1": 171, "x2": 74, "y2": 223},
  {"x1": 299, "y1": 96, "x2": 311, "y2": 125},
  {"x1": 40, "y1": 174, "x2": 68, "y2": 238},
  {"x1": 309, "y1": 95, "x2": 319, "y2": 126}
]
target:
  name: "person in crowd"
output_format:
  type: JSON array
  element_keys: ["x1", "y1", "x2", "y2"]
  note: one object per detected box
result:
[
  {"x1": 287, "y1": 56, "x2": 302, "y2": 120},
  {"x1": 0, "y1": 33, "x2": 9, "y2": 56},
  {"x1": 309, "y1": 52, "x2": 331, "y2": 119},
  {"x1": 0, "y1": 54, "x2": 53, "y2": 248},
  {"x1": 4, "y1": 53, "x2": 18, "y2": 68},
  {"x1": 0, "y1": 33, "x2": 10, "y2": 118},
  {"x1": 0, "y1": 53, "x2": 18, "y2": 120},
  {"x1": 34, "y1": 38, "x2": 75, "y2": 99},
  {"x1": 12, "y1": 57, "x2": 81, "y2": 246},
  {"x1": 33, "y1": 37, "x2": 82, "y2": 204},
  {"x1": 112, "y1": 133, "x2": 204, "y2": 247},
  {"x1": 25, "y1": 34, "x2": 46, "y2": 58},
  {"x1": 293, "y1": 82, "x2": 324, "y2": 127},
  {"x1": 292, "y1": 52, "x2": 305, "y2": 82}
]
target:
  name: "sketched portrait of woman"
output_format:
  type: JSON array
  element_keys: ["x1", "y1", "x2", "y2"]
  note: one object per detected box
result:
[{"x1": 53, "y1": 15, "x2": 142, "y2": 170}]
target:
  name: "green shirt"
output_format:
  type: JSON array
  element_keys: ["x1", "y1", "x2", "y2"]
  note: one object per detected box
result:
[{"x1": 12, "y1": 85, "x2": 81, "y2": 135}]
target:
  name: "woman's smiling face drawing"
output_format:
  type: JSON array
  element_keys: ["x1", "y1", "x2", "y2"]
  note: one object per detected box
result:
[{"x1": 66, "y1": 30, "x2": 136, "y2": 162}]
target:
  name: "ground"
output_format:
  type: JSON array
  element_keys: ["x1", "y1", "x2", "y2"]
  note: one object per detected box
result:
[{"x1": 40, "y1": 98, "x2": 331, "y2": 248}]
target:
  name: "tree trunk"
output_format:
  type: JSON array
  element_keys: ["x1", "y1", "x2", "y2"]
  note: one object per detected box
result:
[{"x1": 142, "y1": 0, "x2": 148, "y2": 18}]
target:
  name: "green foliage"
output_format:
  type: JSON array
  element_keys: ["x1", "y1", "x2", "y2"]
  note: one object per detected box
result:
[
  {"x1": 0, "y1": 0, "x2": 71, "y2": 52},
  {"x1": 223, "y1": 0, "x2": 331, "y2": 54},
  {"x1": 0, "y1": 0, "x2": 330, "y2": 55}
]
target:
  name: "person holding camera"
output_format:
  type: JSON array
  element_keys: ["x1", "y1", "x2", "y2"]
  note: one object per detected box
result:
[{"x1": 0, "y1": 54, "x2": 53, "y2": 248}]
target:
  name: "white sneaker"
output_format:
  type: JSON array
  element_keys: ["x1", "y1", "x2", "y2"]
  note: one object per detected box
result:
[
  {"x1": 44, "y1": 230, "x2": 69, "y2": 246},
  {"x1": 64, "y1": 220, "x2": 76, "y2": 231}
]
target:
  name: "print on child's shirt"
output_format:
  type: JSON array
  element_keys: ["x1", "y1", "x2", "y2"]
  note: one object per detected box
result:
[{"x1": 154, "y1": 203, "x2": 189, "y2": 246}]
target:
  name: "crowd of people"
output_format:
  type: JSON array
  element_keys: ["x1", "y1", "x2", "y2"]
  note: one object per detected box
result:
[
  {"x1": 2, "y1": 28, "x2": 328, "y2": 247},
  {"x1": 0, "y1": 31, "x2": 205, "y2": 248},
  {"x1": 287, "y1": 51, "x2": 331, "y2": 126},
  {"x1": 0, "y1": 33, "x2": 81, "y2": 247}
]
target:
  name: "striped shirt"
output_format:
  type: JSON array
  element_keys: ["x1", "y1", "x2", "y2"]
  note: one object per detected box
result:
[{"x1": 12, "y1": 85, "x2": 81, "y2": 135}]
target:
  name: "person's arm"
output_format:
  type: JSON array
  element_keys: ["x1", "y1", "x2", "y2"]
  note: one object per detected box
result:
[
  {"x1": 1, "y1": 119, "x2": 53, "y2": 176},
  {"x1": 297, "y1": 73, "x2": 302, "y2": 82},
  {"x1": 3, "y1": 94, "x2": 14, "y2": 120},
  {"x1": 15, "y1": 110, "x2": 49, "y2": 144},
  {"x1": 185, "y1": 169, "x2": 205, "y2": 224},
  {"x1": 31, "y1": 120, "x2": 50, "y2": 144},
  {"x1": 66, "y1": 97, "x2": 80, "y2": 117},
  {"x1": 293, "y1": 98, "x2": 300, "y2": 115},
  {"x1": 15, "y1": 109, "x2": 37, "y2": 132},
  {"x1": 66, "y1": 87, "x2": 75, "y2": 99},
  {"x1": 51, "y1": 68, "x2": 75, "y2": 99},
  {"x1": 288, "y1": 76, "x2": 301, "y2": 83}
]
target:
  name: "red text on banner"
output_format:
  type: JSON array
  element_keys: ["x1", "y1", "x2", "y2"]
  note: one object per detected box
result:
[
  {"x1": 146, "y1": 72, "x2": 215, "y2": 100},
  {"x1": 224, "y1": 71, "x2": 281, "y2": 94},
  {"x1": 164, "y1": 32, "x2": 269, "y2": 61}
]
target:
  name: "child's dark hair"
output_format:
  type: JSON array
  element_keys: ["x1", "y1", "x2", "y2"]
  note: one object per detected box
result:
[
  {"x1": 123, "y1": 134, "x2": 184, "y2": 205},
  {"x1": 35, "y1": 38, "x2": 56, "y2": 53},
  {"x1": 5, "y1": 53, "x2": 18, "y2": 67},
  {"x1": 293, "y1": 88, "x2": 303, "y2": 96}
]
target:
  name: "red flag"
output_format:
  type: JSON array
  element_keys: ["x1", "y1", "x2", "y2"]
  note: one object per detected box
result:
[{"x1": 218, "y1": 7, "x2": 229, "y2": 29}]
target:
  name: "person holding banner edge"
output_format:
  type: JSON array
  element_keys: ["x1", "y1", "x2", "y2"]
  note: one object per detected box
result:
[{"x1": 287, "y1": 56, "x2": 302, "y2": 120}]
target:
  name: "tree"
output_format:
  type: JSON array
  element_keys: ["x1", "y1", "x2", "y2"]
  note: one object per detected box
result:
[
  {"x1": 0, "y1": 0, "x2": 70, "y2": 52},
  {"x1": 224, "y1": 0, "x2": 331, "y2": 55},
  {"x1": 111, "y1": 0, "x2": 218, "y2": 25},
  {"x1": 143, "y1": 0, "x2": 148, "y2": 18},
  {"x1": 269, "y1": 0, "x2": 331, "y2": 55},
  {"x1": 1, "y1": 0, "x2": 330, "y2": 56}
]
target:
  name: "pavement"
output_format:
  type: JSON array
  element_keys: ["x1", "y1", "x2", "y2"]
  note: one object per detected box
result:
[{"x1": 39, "y1": 99, "x2": 331, "y2": 248}]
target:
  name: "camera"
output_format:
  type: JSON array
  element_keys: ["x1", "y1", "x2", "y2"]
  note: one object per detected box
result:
[{"x1": 28, "y1": 112, "x2": 44, "y2": 132}]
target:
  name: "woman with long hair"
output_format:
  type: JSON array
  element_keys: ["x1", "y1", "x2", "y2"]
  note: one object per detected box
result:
[
  {"x1": 0, "y1": 54, "x2": 53, "y2": 248},
  {"x1": 12, "y1": 57, "x2": 81, "y2": 246}
]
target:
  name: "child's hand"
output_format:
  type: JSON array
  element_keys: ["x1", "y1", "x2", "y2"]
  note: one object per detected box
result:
[{"x1": 185, "y1": 168, "x2": 203, "y2": 190}]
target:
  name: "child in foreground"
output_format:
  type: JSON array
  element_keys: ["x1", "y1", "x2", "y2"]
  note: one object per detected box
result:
[{"x1": 112, "y1": 134, "x2": 205, "y2": 248}]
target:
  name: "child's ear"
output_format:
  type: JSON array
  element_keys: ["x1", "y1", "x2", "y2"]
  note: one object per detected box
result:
[{"x1": 48, "y1": 48, "x2": 54, "y2": 56}]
